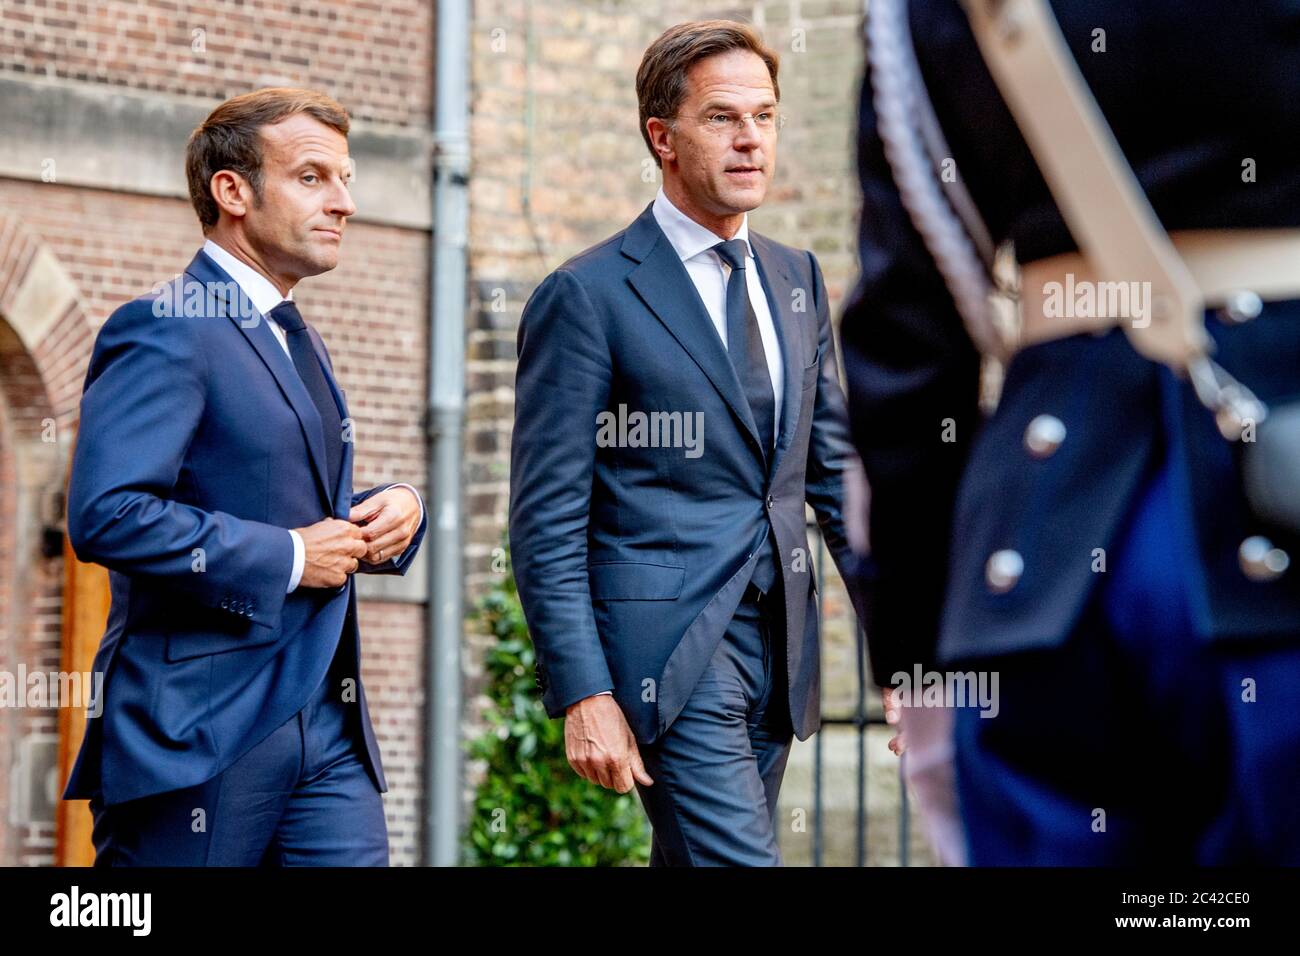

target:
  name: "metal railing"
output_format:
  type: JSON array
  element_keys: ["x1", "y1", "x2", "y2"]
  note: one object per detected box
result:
[{"x1": 809, "y1": 521, "x2": 911, "y2": 867}]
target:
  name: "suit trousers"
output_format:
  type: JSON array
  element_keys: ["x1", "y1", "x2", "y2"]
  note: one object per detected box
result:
[
  {"x1": 88, "y1": 630, "x2": 388, "y2": 866},
  {"x1": 634, "y1": 584, "x2": 794, "y2": 866},
  {"x1": 954, "y1": 370, "x2": 1300, "y2": 864}
]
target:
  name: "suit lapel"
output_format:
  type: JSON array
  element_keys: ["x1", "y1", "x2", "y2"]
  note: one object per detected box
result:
[
  {"x1": 185, "y1": 250, "x2": 335, "y2": 512},
  {"x1": 749, "y1": 233, "x2": 805, "y2": 480}
]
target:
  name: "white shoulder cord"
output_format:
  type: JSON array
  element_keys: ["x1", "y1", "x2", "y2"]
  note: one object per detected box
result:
[{"x1": 865, "y1": 0, "x2": 1008, "y2": 360}]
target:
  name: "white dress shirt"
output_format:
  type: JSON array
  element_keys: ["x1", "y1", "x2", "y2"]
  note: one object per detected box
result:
[
  {"x1": 202, "y1": 239, "x2": 423, "y2": 593},
  {"x1": 650, "y1": 188, "x2": 784, "y2": 437}
]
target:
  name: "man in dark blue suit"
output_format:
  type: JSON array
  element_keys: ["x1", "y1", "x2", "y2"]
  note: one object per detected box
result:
[
  {"x1": 62, "y1": 88, "x2": 427, "y2": 866},
  {"x1": 509, "y1": 21, "x2": 864, "y2": 866}
]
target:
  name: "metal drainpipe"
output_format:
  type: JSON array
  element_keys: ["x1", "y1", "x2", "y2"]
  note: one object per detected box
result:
[{"x1": 425, "y1": 0, "x2": 469, "y2": 868}]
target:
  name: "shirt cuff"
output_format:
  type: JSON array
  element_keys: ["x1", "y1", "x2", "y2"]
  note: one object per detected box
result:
[
  {"x1": 594, "y1": 690, "x2": 613, "y2": 697},
  {"x1": 287, "y1": 529, "x2": 305, "y2": 592},
  {"x1": 388, "y1": 483, "x2": 425, "y2": 556}
]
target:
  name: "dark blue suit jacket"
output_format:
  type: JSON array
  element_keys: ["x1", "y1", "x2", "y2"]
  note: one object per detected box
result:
[
  {"x1": 509, "y1": 203, "x2": 865, "y2": 745},
  {"x1": 62, "y1": 248, "x2": 427, "y2": 807}
]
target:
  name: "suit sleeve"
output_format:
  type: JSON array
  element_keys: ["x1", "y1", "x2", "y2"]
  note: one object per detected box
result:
[
  {"x1": 508, "y1": 268, "x2": 615, "y2": 718},
  {"x1": 802, "y1": 252, "x2": 872, "y2": 624},
  {"x1": 67, "y1": 298, "x2": 294, "y2": 631},
  {"x1": 838, "y1": 64, "x2": 983, "y2": 686},
  {"x1": 352, "y1": 482, "x2": 427, "y2": 575}
]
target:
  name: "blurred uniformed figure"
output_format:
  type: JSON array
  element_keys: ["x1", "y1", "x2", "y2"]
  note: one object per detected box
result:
[{"x1": 843, "y1": 0, "x2": 1300, "y2": 864}]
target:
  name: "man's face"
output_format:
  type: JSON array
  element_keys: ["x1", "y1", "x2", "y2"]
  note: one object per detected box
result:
[
  {"x1": 663, "y1": 48, "x2": 778, "y2": 217},
  {"x1": 241, "y1": 113, "x2": 356, "y2": 280}
]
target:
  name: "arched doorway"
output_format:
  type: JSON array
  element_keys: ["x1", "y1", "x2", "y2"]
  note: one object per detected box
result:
[{"x1": 0, "y1": 211, "x2": 103, "y2": 866}]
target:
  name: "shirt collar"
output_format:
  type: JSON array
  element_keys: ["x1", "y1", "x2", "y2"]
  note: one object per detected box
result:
[
  {"x1": 651, "y1": 187, "x2": 753, "y2": 265},
  {"x1": 201, "y1": 238, "x2": 294, "y2": 318}
]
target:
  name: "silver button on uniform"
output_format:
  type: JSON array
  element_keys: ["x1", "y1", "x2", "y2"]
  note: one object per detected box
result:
[
  {"x1": 985, "y1": 549, "x2": 1024, "y2": 593},
  {"x1": 1218, "y1": 290, "x2": 1263, "y2": 325},
  {"x1": 1239, "y1": 535, "x2": 1290, "y2": 582},
  {"x1": 1024, "y1": 414, "x2": 1066, "y2": 458}
]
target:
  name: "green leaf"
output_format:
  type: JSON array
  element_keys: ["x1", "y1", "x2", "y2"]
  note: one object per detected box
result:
[{"x1": 462, "y1": 539, "x2": 650, "y2": 866}]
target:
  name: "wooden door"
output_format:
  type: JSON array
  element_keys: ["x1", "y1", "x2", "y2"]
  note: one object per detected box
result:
[{"x1": 54, "y1": 445, "x2": 106, "y2": 867}]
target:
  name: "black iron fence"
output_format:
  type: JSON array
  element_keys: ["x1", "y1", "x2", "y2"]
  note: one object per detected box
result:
[{"x1": 809, "y1": 521, "x2": 912, "y2": 867}]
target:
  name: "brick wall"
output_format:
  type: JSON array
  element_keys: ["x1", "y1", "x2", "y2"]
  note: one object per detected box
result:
[
  {"x1": 0, "y1": 238, "x2": 64, "y2": 865},
  {"x1": 0, "y1": 384, "x2": 12, "y2": 866},
  {"x1": 0, "y1": 0, "x2": 433, "y2": 126}
]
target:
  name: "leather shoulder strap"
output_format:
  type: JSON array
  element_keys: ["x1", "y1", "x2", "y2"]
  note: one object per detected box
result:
[{"x1": 960, "y1": 0, "x2": 1209, "y2": 370}]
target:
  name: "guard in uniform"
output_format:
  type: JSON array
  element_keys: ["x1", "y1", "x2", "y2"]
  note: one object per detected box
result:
[{"x1": 843, "y1": 0, "x2": 1300, "y2": 864}]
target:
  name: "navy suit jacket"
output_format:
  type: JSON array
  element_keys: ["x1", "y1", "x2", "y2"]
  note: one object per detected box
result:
[
  {"x1": 63, "y1": 248, "x2": 427, "y2": 807},
  {"x1": 509, "y1": 203, "x2": 865, "y2": 745}
]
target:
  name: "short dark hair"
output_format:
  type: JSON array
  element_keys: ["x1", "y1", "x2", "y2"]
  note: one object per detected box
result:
[
  {"x1": 636, "y1": 20, "x2": 780, "y2": 167},
  {"x1": 185, "y1": 87, "x2": 350, "y2": 231}
]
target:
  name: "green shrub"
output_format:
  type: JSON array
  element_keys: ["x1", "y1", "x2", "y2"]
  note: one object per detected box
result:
[{"x1": 462, "y1": 555, "x2": 651, "y2": 866}]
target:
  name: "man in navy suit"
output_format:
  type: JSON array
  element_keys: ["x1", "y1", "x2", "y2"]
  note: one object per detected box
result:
[
  {"x1": 509, "y1": 21, "x2": 864, "y2": 865},
  {"x1": 62, "y1": 88, "x2": 427, "y2": 866}
]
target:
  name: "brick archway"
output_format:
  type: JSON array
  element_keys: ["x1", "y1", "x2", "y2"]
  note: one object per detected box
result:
[{"x1": 0, "y1": 209, "x2": 103, "y2": 866}]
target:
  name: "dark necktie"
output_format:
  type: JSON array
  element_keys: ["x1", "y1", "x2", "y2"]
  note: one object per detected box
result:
[
  {"x1": 713, "y1": 240, "x2": 778, "y2": 596},
  {"x1": 268, "y1": 301, "x2": 343, "y2": 494},
  {"x1": 712, "y1": 239, "x2": 776, "y2": 463}
]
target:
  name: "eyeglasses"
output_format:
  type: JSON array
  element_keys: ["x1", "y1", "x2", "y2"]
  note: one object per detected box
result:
[{"x1": 678, "y1": 109, "x2": 787, "y2": 135}]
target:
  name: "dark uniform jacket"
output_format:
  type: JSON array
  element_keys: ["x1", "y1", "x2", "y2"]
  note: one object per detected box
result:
[{"x1": 843, "y1": 0, "x2": 1300, "y2": 682}]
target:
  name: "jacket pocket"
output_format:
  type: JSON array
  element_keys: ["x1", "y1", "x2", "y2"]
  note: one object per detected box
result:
[
  {"x1": 588, "y1": 561, "x2": 686, "y2": 601},
  {"x1": 165, "y1": 628, "x2": 279, "y2": 663}
]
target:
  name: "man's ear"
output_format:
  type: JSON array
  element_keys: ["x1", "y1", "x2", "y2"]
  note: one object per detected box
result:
[
  {"x1": 210, "y1": 170, "x2": 253, "y2": 221},
  {"x1": 645, "y1": 117, "x2": 676, "y2": 165}
]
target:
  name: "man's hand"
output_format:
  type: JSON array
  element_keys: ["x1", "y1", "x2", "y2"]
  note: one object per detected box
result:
[
  {"x1": 294, "y1": 518, "x2": 369, "y2": 588},
  {"x1": 564, "y1": 694, "x2": 654, "y2": 793},
  {"x1": 882, "y1": 686, "x2": 906, "y2": 756},
  {"x1": 349, "y1": 486, "x2": 421, "y2": 564}
]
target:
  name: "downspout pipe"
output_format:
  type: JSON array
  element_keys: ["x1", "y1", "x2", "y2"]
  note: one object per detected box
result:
[{"x1": 425, "y1": 0, "x2": 469, "y2": 867}]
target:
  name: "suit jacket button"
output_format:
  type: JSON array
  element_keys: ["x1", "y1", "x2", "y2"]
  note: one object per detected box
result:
[
  {"x1": 220, "y1": 598, "x2": 229, "y2": 609},
  {"x1": 1240, "y1": 536, "x2": 1289, "y2": 582},
  {"x1": 985, "y1": 549, "x2": 1024, "y2": 593},
  {"x1": 766, "y1": 494, "x2": 774, "y2": 510},
  {"x1": 1024, "y1": 415, "x2": 1066, "y2": 458}
]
